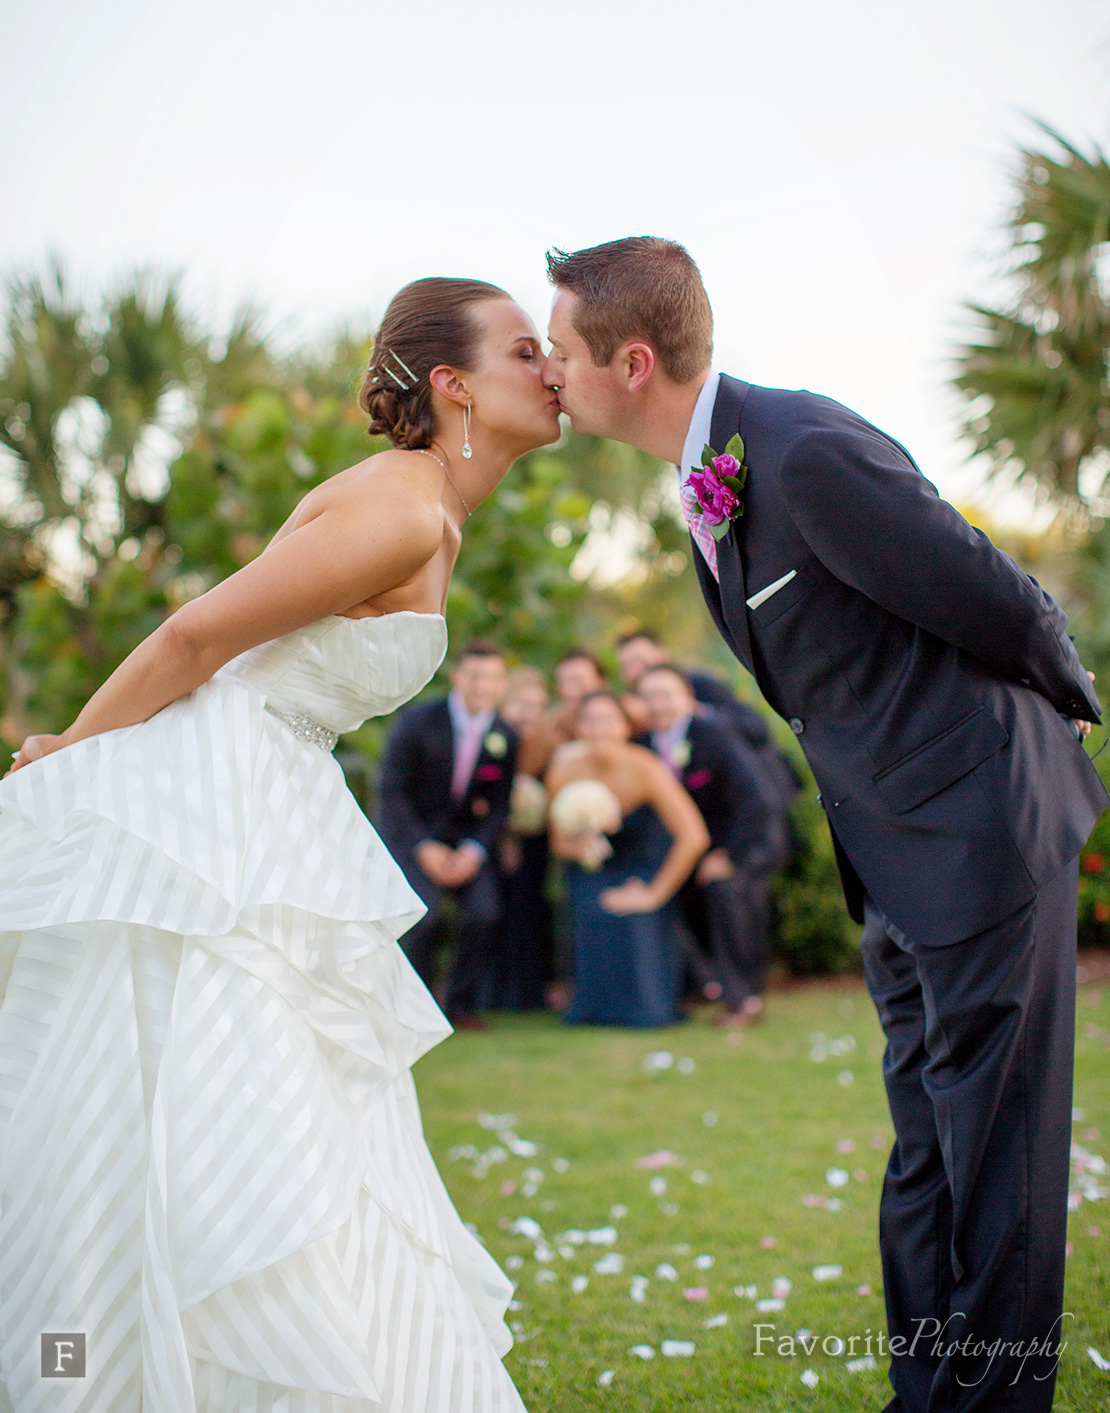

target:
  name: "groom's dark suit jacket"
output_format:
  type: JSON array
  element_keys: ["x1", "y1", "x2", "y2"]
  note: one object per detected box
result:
[{"x1": 692, "y1": 374, "x2": 1108, "y2": 946}]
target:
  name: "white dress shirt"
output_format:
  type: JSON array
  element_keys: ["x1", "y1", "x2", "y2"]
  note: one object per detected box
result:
[{"x1": 675, "y1": 370, "x2": 721, "y2": 489}]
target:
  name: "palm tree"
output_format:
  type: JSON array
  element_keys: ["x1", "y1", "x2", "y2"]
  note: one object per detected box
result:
[{"x1": 953, "y1": 124, "x2": 1110, "y2": 517}]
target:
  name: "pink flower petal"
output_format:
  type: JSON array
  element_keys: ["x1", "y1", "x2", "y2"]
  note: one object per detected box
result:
[{"x1": 683, "y1": 1287, "x2": 709, "y2": 1301}]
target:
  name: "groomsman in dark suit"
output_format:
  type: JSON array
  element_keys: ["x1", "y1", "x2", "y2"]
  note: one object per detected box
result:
[
  {"x1": 637, "y1": 664, "x2": 777, "y2": 1023},
  {"x1": 543, "y1": 236, "x2": 1107, "y2": 1411},
  {"x1": 378, "y1": 641, "x2": 518, "y2": 1029},
  {"x1": 615, "y1": 629, "x2": 800, "y2": 854}
]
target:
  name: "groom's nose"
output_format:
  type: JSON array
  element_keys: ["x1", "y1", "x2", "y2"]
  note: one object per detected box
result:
[{"x1": 541, "y1": 352, "x2": 560, "y2": 388}]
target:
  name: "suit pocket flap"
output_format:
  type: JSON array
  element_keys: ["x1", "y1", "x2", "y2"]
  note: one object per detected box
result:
[{"x1": 873, "y1": 706, "x2": 1009, "y2": 815}]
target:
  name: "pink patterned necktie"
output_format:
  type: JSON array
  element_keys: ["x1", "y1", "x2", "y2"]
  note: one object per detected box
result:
[
  {"x1": 680, "y1": 476, "x2": 720, "y2": 581},
  {"x1": 451, "y1": 716, "x2": 485, "y2": 801}
]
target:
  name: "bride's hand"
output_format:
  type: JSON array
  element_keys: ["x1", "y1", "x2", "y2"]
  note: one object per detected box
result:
[
  {"x1": 600, "y1": 878, "x2": 660, "y2": 915},
  {"x1": 6, "y1": 733, "x2": 65, "y2": 776}
]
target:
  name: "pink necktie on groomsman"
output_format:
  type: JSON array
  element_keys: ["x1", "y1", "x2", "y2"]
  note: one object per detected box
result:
[
  {"x1": 680, "y1": 478, "x2": 720, "y2": 581},
  {"x1": 451, "y1": 716, "x2": 485, "y2": 801}
]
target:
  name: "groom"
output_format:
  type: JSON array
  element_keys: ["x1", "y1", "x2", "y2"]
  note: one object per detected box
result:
[{"x1": 542, "y1": 237, "x2": 1107, "y2": 1412}]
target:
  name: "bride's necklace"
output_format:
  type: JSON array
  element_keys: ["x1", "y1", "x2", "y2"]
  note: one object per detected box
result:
[{"x1": 413, "y1": 448, "x2": 471, "y2": 519}]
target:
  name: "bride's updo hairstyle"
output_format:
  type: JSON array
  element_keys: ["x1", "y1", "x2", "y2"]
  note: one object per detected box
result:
[{"x1": 359, "y1": 277, "x2": 510, "y2": 450}]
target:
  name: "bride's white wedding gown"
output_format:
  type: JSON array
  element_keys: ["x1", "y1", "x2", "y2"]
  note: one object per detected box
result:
[{"x1": 0, "y1": 611, "x2": 527, "y2": 1413}]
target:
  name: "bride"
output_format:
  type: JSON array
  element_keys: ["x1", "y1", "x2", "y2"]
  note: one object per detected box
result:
[{"x1": 0, "y1": 277, "x2": 560, "y2": 1412}]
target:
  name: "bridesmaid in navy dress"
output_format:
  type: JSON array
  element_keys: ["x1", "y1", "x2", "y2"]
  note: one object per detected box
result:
[{"x1": 546, "y1": 691, "x2": 709, "y2": 1027}]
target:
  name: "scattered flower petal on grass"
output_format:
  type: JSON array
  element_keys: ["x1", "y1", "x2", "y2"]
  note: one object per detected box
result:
[
  {"x1": 636, "y1": 1150, "x2": 680, "y2": 1169},
  {"x1": 801, "y1": 1368, "x2": 819, "y2": 1388},
  {"x1": 855, "y1": 1284, "x2": 872, "y2": 1296},
  {"x1": 571, "y1": 1275, "x2": 589, "y2": 1294},
  {"x1": 500, "y1": 1131, "x2": 540, "y2": 1157},
  {"x1": 704, "y1": 1313, "x2": 728, "y2": 1329},
  {"x1": 837, "y1": 1070, "x2": 854, "y2": 1086},
  {"x1": 691, "y1": 1169, "x2": 710, "y2": 1184},
  {"x1": 655, "y1": 1263, "x2": 679, "y2": 1281},
  {"x1": 536, "y1": 1270, "x2": 557, "y2": 1284},
  {"x1": 649, "y1": 1176, "x2": 668, "y2": 1195},
  {"x1": 558, "y1": 1244, "x2": 575, "y2": 1260},
  {"x1": 629, "y1": 1344, "x2": 655, "y2": 1360},
  {"x1": 760, "y1": 1235, "x2": 777, "y2": 1248},
  {"x1": 642, "y1": 1051, "x2": 674, "y2": 1074},
  {"x1": 703, "y1": 1111, "x2": 719, "y2": 1127},
  {"x1": 478, "y1": 1112, "x2": 517, "y2": 1131},
  {"x1": 870, "y1": 1134, "x2": 887, "y2": 1149},
  {"x1": 510, "y1": 1217, "x2": 543, "y2": 1239},
  {"x1": 813, "y1": 1264, "x2": 843, "y2": 1281},
  {"x1": 827, "y1": 1198, "x2": 843, "y2": 1211},
  {"x1": 676, "y1": 1057, "x2": 696, "y2": 1074},
  {"x1": 1089, "y1": 1347, "x2": 1110, "y2": 1372},
  {"x1": 693, "y1": 1254, "x2": 715, "y2": 1270},
  {"x1": 661, "y1": 1340, "x2": 696, "y2": 1357},
  {"x1": 587, "y1": 1226, "x2": 618, "y2": 1245},
  {"x1": 505, "y1": 1255, "x2": 524, "y2": 1271},
  {"x1": 1065, "y1": 1242, "x2": 1073, "y2": 1257},
  {"x1": 552, "y1": 1157, "x2": 570, "y2": 1173},
  {"x1": 593, "y1": 1253, "x2": 625, "y2": 1275},
  {"x1": 802, "y1": 1195, "x2": 828, "y2": 1208},
  {"x1": 853, "y1": 1168, "x2": 869, "y2": 1182},
  {"x1": 598, "y1": 1370, "x2": 615, "y2": 1387},
  {"x1": 610, "y1": 1204, "x2": 628, "y2": 1220},
  {"x1": 629, "y1": 1276, "x2": 649, "y2": 1304},
  {"x1": 683, "y1": 1287, "x2": 709, "y2": 1300},
  {"x1": 756, "y1": 1297, "x2": 785, "y2": 1311},
  {"x1": 826, "y1": 1167, "x2": 850, "y2": 1188},
  {"x1": 846, "y1": 1354, "x2": 878, "y2": 1373},
  {"x1": 500, "y1": 1181, "x2": 516, "y2": 1196},
  {"x1": 734, "y1": 1285, "x2": 757, "y2": 1299},
  {"x1": 835, "y1": 1138, "x2": 856, "y2": 1153},
  {"x1": 659, "y1": 1200, "x2": 680, "y2": 1216},
  {"x1": 771, "y1": 1277, "x2": 792, "y2": 1299}
]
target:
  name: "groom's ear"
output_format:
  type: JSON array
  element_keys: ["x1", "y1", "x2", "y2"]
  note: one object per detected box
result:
[{"x1": 622, "y1": 342, "x2": 655, "y2": 393}]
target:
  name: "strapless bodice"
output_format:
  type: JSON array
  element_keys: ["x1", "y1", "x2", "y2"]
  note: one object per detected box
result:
[{"x1": 217, "y1": 611, "x2": 449, "y2": 734}]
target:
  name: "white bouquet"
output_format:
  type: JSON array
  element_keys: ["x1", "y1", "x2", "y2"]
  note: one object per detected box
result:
[
  {"x1": 548, "y1": 779, "x2": 623, "y2": 871},
  {"x1": 509, "y1": 773, "x2": 549, "y2": 836}
]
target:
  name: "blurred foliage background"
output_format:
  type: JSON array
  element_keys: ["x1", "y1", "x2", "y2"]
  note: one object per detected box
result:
[{"x1": 2, "y1": 124, "x2": 1108, "y2": 972}]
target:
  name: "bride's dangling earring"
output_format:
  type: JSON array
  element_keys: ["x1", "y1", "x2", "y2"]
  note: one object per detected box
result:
[{"x1": 461, "y1": 402, "x2": 473, "y2": 460}]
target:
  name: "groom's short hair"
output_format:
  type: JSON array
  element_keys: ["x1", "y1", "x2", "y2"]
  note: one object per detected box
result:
[{"x1": 545, "y1": 237, "x2": 712, "y2": 384}]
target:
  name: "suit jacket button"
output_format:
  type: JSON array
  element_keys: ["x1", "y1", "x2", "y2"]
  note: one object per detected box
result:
[{"x1": 790, "y1": 718, "x2": 805, "y2": 735}]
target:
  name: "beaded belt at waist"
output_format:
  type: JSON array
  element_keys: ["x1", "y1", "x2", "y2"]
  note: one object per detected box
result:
[{"x1": 264, "y1": 702, "x2": 339, "y2": 752}]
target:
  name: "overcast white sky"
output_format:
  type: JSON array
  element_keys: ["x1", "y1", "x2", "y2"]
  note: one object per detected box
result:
[{"x1": 2, "y1": 0, "x2": 1108, "y2": 515}]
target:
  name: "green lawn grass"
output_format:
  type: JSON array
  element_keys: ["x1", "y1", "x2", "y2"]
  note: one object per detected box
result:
[{"x1": 414, "y1": 978, "x2": 1110, "y2": 1411}]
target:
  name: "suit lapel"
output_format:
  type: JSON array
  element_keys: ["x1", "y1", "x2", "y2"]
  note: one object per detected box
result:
[{"x1": 708, "y1": 375, "x2": 754, "y2": 669}]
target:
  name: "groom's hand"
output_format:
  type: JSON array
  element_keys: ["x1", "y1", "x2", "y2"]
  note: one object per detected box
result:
[{"x1": 1073, "y1": 671, "x2": 1097, "y2": 739}]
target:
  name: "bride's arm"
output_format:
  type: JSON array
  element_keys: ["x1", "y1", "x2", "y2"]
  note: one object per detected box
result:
[{"x1": 8, "y1": 461, "x2": 444, "y2": 771}]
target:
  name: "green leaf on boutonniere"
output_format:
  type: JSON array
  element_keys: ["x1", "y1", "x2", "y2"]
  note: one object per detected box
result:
[
  {"x1": 709, "y1": 519, "x2": 732, "y2": 541},
  {"x1": 725, "y1": 433, "x2": 746, "y2": 462},
  {"x1": 720, "y1": 474, "x2": 746, "y2": 492},
  {"x1": 701, "y1": 443, "x2": 717, "y2": 468}
]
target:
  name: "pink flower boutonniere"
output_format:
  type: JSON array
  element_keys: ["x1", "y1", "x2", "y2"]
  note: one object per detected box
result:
[{"x1": 680, "y1": 434, "x2": 748, "y2": 541}]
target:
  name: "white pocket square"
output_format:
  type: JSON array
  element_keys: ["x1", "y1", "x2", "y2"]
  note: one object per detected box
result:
[{"x1": 746, "y1": 569, "x2": 797, "y2": 611}]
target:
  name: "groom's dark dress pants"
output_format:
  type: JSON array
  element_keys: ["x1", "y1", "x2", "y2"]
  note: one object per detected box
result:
[{"x1": 861, "y1": 861, "x2": 1077, "y2": 1413}]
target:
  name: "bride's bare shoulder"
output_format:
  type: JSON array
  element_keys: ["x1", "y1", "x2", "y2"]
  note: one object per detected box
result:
[{"x1": 272, "y1": 448, "x2": 446, "y2": 551}]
